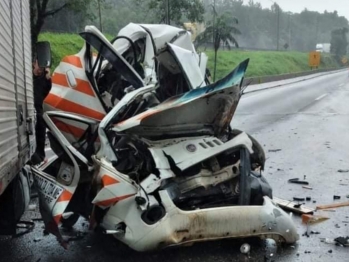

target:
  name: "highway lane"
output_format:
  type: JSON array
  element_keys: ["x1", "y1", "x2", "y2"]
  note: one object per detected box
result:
[
  {"x1": 232, "y1": 70, "x2": 348, "y2": 133},
  {"x1": 1, "y1": 70, "x2": 349, "y2": 262},
  {"x1": 235, "y1": 69, "x2": 349, "y2": 261}
]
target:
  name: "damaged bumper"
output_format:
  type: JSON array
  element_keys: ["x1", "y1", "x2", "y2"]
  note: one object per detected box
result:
[{"x1": 111, "y1": 193, "x2": 299, "y2": 252}]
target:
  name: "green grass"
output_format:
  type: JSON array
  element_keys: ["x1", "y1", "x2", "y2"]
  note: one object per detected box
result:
[
  {"x1": 39, "y1": 32, "x2": 341, "y2": 78},
  {"x1": 205, "y1": 50, "x2": 340, "y2": 80},
  {"x1": 39, "y1": 32, "x2": 113, "y2": 69},
  {"x1": 39, "y1": 33, "x2": 84, "y2": 69}
]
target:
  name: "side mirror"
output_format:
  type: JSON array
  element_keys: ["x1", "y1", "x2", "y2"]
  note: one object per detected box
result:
[{"x1": 36, "y1": 41, "x2": 52, "y2": 68}]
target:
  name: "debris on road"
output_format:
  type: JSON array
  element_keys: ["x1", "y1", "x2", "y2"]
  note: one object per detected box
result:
[
  {"x1": 306, "y1": 197, "x2": 311, "y2": 201},
  {"x1": 293, "y1": 197, "x2": 305, "y2": 202},
  {"x1": 335, "y1": 224, "x2": 340, "y2": 229},
  {"x1": 328, "y1": 250, "x2": 333, "y2": 253},
  {"x1": 310, "y1": 231, "x2": 320, "y2": 234},
  {"x1": 301, "y1": 214, "x2": 329, "y2": 225},
  {"x1": 334, "y1": 237, "x2": 349, "y2": 247},
  {"x1": 240, "y1": 243, "x2": 250, "y2": 254},
  {"x1": 321, "y1": 237, "x2": 349, "y2": 247},
  {"x1": 333, "y1": 195, "x2": 341, "y2": 200},
  {"x1": 28, "y1": 204, "x2": 37, "y2": 211},
  {"x1": 273, "y1": 197, "x2": 315, "y2": 214},
  {"x1": 268, "y1": 149, "x2": 282, "y2": 153},
  {"x1": 321, "y1": 238, "x2": 336, "y2": 244},
  {"x1": 303, "y1": 186, "x2": 313, "y2": 190},
  {"x1": 317, "y1": 201, "x2": 349, "y2": 210},
  {"x1": 12, "y1": 221, "x2": 35, "y2": 238},
  {"x1": 337, "y1": 169, "x2": 349, "y2": 173},
  {"x1": 288, "y1": 178, "x2": 309, "y2": 185},
  {"x1": 34, "y1": 237, "x2": 42, "y2": 242}
]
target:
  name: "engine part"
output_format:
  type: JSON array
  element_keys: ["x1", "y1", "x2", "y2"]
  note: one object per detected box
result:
[
  {"x1": 239, "y1": 148, "x2": 251, "y2": 205},
  {"x1": 176, "y1": 163, "x2": 239, "y2": 194},
  {"x1": 249, "y1": 172, "x2": 273, "y2": 205}
]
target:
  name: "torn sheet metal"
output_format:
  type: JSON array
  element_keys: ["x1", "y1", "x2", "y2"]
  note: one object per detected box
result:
[
  {"x1": 112, "y1": 59, "x2": 249, "y2": 136},
  {"x1": 166, "y1": 43, "x2": 205, "y2": 89}
]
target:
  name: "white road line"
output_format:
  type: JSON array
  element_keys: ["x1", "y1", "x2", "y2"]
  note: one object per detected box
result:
[
  {"x1": 242, "y1": 93, "x2": 261, "y2": 99},
  {"x1": 315, "y1": 94, "x2": 327, "y2": 101}
]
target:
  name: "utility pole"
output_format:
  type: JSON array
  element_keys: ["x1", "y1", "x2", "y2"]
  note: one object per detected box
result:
[
  {"x1": 288, "y1": 13, "x2": 291, "y2": 49},
  {"x1": 269, "y1": 0, "x2": 280, "y2": 51},
  {"x1": 166, "y1": 0, "x2": 170, "y2": 25},
  {"x1": 277, "y1": 4, "x2": 280, "y2": 51},
  {"x1": 97, "y1": 0, "x2": 103, "y2": 32}
]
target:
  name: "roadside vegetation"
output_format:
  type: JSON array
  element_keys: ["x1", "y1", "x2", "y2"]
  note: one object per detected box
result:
[
  {"x1": 205, "y1": 50, "x2": 341, "y2": 79},
  {"x1": 39, "y1": 32, "x2": 83, "y2": 69},
  {"x1": 39, "y1": 32, "x2": 341, "y2": 79},
  {"x1": 34, "y1": 0, "x2": 347, "y2": 80}
]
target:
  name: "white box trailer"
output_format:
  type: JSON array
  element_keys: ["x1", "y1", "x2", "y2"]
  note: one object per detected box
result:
[{"x1": 0, "y1": 0, "x2": 35, "y2": 234}]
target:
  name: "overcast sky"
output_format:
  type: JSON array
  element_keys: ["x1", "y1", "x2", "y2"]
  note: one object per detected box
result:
[{"x1": 244, "y1": 0, "x2": 349, "y2": 20}]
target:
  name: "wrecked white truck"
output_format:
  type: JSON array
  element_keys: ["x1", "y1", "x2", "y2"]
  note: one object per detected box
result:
[{"x1": 31, "y1": 24, "x2": 299, "y2": 251}]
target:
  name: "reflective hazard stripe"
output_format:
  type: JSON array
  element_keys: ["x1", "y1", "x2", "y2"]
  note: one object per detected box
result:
[
  {"x1": 94, "y1": 194, "x2": 134, "y2": 207},
  {"x1": 51, "y1": 118, "x2": 86, "y2": 139},
  {"x1": 62, "y1": 55, "x2": 83, "y2": 68},
  {"x1": 52, "y1": 72, "x2": 96, "y2": 97},
  {"x1": 101, "y1": 174, "x2": 119, "y2": 186},
  {"x1": 45, "y1": 93, "x2": 105, "y2": 120}
]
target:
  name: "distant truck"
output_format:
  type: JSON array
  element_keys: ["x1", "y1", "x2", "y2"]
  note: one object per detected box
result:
[
  {"x1": 316, "y1": 43, "x2": 331, "y2": 53},
  {"x1": 0, "y1": 0, "x2": 51, "y2": 234}
]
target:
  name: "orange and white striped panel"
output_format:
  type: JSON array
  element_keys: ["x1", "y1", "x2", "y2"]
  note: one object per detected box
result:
[
  {"x1": 52, "y1": 189, "x2": 73, "y2": 224},
  {"x1": 44, "y1": 46, "x2": 106, "y2": 122},
  {"x1": 92, "y1": 172, "x2": 137, "y2": 209}
]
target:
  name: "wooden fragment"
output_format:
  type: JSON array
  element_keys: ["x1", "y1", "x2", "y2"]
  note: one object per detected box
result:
[
  {"x1": 302, "y1": 186, "x2": 313, "y2": 190},
  {"x1": 273, "y1": 197, "x2": 315, "y2": 215},
  {"x1": 301, "y1": 214, "x2": 329, "y2": 225},
  {"x1": 317, "y1": 201, "x2": 349, "y2": 210}
]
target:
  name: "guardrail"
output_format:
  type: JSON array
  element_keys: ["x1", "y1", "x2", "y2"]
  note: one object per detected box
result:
[{"x1": 242, "y1": 67, "x2": 346, "y2": 86}]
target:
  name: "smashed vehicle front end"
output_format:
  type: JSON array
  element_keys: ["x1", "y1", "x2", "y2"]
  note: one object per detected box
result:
[
  {"x1": 126, "y1": 195, "x2": 298, "y2": 251},
  {"x1": 95, "y1": 58, "x2": 299, "y2": 251},
  {"x1": 32, "y1": 24, "x2": 299, "y2": 252}
]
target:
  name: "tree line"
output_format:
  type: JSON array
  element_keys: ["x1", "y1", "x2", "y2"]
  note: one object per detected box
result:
[{"x1": 31, "y1": 0, "x2": 348, "y2": 54}]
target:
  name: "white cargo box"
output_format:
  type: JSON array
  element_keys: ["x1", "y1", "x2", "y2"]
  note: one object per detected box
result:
[{"x1": 0, "y1": 0, "x2": 35, "y2": 195}]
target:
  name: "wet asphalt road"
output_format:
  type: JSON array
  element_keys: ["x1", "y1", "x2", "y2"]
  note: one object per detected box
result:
[{"x1": 1, "y1": 70, "x2": 349, "y2": 262}]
